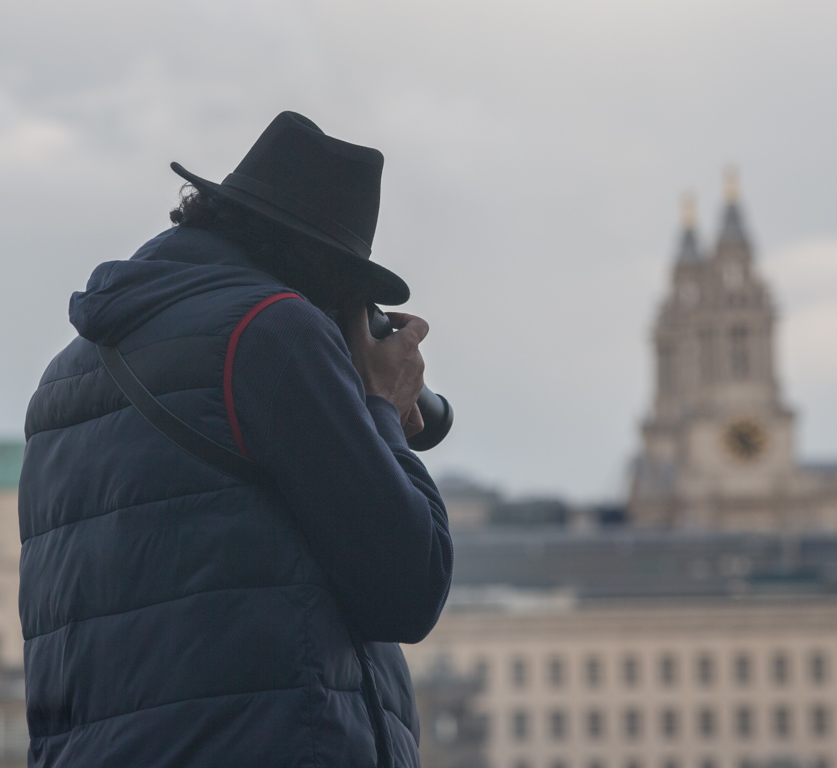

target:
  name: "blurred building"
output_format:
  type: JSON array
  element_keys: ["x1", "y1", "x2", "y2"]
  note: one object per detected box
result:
[
  {"x1": 404, "y1": 176, "x2": 837, "y2": 768},
  {"x1": 412, "y1": 656, "x2": 489, "y2": 768},
  {"x1": 630, "y1": 174, "x2": 837, "y2": 530},
  {"x1": 437, "y1": 476, "x2": 619, "y2": 533},
  {"x1": 404, "y1": 529, "x2": 837, "y2": 768}
]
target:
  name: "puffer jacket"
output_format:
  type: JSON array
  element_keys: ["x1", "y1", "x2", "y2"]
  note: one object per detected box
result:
[{"x1": 18, "y1": 226, "x2": 453, "y2": 767}]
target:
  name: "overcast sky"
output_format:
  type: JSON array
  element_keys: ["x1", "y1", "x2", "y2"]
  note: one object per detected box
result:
[{"x1": 2, "y1": 0, "x2": 836, "y2": 500}]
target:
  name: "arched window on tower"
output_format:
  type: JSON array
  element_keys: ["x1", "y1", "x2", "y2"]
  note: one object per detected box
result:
[
  {"x1": 729, "y1": 325, "x2": 749, "y2": 379},
  {"x1": 699, "y1": 330, "x2": 716, "y2": 383}
]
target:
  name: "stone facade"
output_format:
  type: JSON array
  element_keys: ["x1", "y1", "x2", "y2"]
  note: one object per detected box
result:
[
  {"x1": 403, "y1": 595, "x2": 837, "y2": 768},
  {"x1": 630, "y1": 174, "x2": 837, "y2": 531}
]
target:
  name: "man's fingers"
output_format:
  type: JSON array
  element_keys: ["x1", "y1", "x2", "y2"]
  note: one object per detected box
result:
[{"x1": 385, "y1": 312, "x2": 430, "y2": 343}]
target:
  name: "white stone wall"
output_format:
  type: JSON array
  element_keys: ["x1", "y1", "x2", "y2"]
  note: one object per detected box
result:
[{"x1": 404, "y1": 601, "x2": 837, "y2": 768}]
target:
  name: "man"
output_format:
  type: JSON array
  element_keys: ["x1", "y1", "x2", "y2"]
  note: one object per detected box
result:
[{"x1": 18, "y1": 111, "x2": 453, "y2": 767}]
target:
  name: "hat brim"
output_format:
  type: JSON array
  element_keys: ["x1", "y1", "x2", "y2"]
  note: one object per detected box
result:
[{"x1": 171, "y1": 162, "x2": 410, "y2": 306}]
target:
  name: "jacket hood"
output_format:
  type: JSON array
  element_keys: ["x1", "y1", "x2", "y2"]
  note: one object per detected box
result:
[{"x1": 70, "y1": 228, "x2": 285, "y2": 346}]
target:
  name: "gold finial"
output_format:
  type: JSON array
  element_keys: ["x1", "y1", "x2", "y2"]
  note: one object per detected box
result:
[
  {"x1": 724, "y1": 165, "x2": 739, "y2": 203},
  {"x1": 681, "y1": 191, "x2": 696, "y2": 229}
]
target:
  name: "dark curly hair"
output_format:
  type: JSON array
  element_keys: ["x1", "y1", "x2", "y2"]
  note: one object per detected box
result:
[
  {"x1": 170, "y1": 185, "x2": 300, "y2": 278},
  {"x1": 170, "y1": 185, "x2": 370, "y2": 309}
]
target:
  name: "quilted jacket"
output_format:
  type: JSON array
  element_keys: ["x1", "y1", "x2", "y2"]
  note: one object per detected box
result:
[{"x1": 18, "y1": 226, "x2": 453, "y2": 767}]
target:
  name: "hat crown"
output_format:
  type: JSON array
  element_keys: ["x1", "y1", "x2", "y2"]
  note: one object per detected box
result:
[{"x1": 232, "y1": 112, "x2": 383, "y2": 250}]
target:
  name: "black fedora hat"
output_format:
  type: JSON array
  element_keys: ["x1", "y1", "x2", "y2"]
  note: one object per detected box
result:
[{"x1": 171, "y1": 111, "x2": 409, "y2": 305}]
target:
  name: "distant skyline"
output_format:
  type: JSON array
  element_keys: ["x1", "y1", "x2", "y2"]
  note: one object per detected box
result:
[{"x1": 2, "y1": 0, "x2": 836, "y2": 500}]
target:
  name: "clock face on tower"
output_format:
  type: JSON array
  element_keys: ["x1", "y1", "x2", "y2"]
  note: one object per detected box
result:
[{"x1": 722, "y1": 417, "x2": 769, "y2": 462}]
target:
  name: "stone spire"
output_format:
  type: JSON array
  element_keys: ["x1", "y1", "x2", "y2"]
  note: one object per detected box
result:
[
  {"x1": 718, "y1": 166, "x2": 748, "y2": 245},
  {"x1": 676, "y1": 191, "x2": 701, "y2": 262}
]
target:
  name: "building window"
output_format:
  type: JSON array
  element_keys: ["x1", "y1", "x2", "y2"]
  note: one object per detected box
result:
[
  {"x1": 773, "y1": 706, "x2": 791, "y2": 739},
  {"x1": 735, "y1": 706, "x2": 753, "y2": 739},
  {"x1": 587, "y1": 709, "x2": 605, "y2": 740},
  {"x1": 696, "y1": 654, "x2": 714, "y2": 686},
  {"x1": 549, "y1": 710, "x2": 568, "y2": 740},
  {"x1": 512, "y1": 710, "x2": 529, "y2": 741},
  {"x1": 771, "y1": 653, "x2": 789, "y2": 686},
  {"x1": 623, "y1": 655, "x2": 640, "y2": 687},
  {"x1": 811, "y1": 705, "x2": 830, "y2": 737},
  {"x1": 624, "y1": 708, "x2": 642, "y2": 740},
  {"x1": 548, "y1": 656, "x2": 565, "y2": 687},
  {"x1": 660, "y1": 708, "x2": 679, "y2": 739},
  {"x1": 733, "y1": 654, "x2": 752, "y2": 685},
  {"x1": 729, "y1": 325, "x2": 749, "y2": 379},
  {"x1": 699, "y1": 329, "x2": 717, "y2": 383},
  {"x1": 512, "y1": 658, "x2": 528, "y2": 688},
  {"x1": 585, "y1": 657, "x2": 602, "y2": 687},
  {"x1": 659, "y1": 655, "x2": 677, "y2": 686},
  {"x1": 698, "y1": 708, "x2": 716, "y2": 738},
  {"x1": 723, "y1": 262, "x2": 744, "y2": 288},
  {"x1": 433, "y1": 712, "x2": 458, "y2": 744},
  {"x1": 474, "y1": 659, "x2": 489, "y2": 691},
  {"x1": 810, "y1": 652, "x2": 828, "y2": 685},
  {"x1": 474, "y1": 712, "x2": 491, "y2": 740}
]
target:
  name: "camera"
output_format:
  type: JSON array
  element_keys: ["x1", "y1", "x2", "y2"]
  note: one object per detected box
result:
[{"x1": 367, "y1": 305, "x2": 454, "y2": 451}]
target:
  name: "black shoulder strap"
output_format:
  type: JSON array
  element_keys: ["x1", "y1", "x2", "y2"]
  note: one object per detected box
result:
[{"x1": 97, "y1": 344, "x2": 269, "y2": 487}]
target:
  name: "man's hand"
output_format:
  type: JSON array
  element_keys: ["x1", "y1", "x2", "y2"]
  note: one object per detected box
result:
[{"x1": 345, "y1": 307, "x2": 428, "y2": 437}]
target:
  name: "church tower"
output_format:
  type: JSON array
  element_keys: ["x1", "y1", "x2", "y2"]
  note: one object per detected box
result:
[{"x1": 630, "y1": 171, "x2": 799, "y2": 530}]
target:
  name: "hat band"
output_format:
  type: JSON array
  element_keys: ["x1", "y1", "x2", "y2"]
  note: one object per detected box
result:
[{"x1": 221, "y1": 173, "x2": 372, "y2": 258}]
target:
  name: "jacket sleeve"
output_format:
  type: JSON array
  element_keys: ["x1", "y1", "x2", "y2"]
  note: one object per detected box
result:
[{"x1": 230, "y1": 297, "x2": 453, "y2": 643}]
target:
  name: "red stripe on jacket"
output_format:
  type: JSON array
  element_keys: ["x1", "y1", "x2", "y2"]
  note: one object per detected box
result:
[{"x1": 224, "y1": 292, "x2": 302, "y2": 458}]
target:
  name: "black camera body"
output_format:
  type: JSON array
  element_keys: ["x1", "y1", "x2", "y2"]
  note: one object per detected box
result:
[{"x1": 367, "y1": 306, "x2": 454, "y2": 451}]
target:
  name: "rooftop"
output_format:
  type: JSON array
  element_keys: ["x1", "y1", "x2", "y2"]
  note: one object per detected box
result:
[{"x1": 450, "y1": 527, "x2": 837, "y2": 605}]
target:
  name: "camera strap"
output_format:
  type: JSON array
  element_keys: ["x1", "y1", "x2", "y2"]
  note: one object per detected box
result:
[{"x1": 97, "y1": 344, "x2": 269, "y2": 488}]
